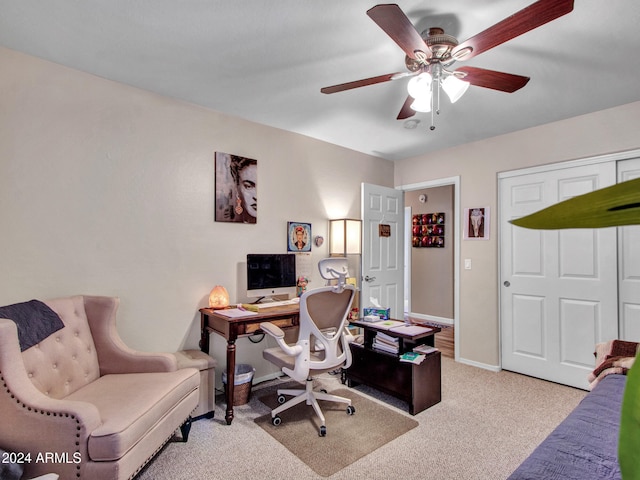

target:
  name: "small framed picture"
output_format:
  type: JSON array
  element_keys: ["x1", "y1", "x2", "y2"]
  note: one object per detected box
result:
[
  {"x1": 287, "y1": 222, "x2": 311, "y2": 252},
  {"x1": 464, "y1": 207, "x2": 490, "y2": 240}
]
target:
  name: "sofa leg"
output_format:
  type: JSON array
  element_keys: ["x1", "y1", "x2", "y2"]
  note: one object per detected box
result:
[{"x1": 180, "y1": 416, "x2": 193, "y2": 442}]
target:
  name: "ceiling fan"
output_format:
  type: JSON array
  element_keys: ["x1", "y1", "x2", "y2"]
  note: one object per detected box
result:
[{"x1": 321, "y1": 0, "x2": 574, "y2": 128}]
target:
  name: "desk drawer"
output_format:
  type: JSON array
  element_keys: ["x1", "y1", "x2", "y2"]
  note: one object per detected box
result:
[{"x1": 245, "y1": 316, "x2": 296, "y2": 334}]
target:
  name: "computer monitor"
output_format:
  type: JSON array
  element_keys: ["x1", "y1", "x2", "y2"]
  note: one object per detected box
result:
[{"x1": 246, "y1": 253, "x2": 296, "y2": 300}]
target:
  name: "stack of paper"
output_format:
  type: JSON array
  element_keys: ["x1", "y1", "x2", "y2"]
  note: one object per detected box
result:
[
  {"x1": 215, "y1": 308, "x2": 258, "y2": 318},
  {"x1": 388, "y1": 324, "x2": 433, "y2": 335},
  {"x1": 372, "y1": 332, "x2": 399, "y2": 354},
  {"x1": 373, "y1": 320, "x2": 406, "y2": 330},
  {"x1": 413, "y1": 344, "x2": 438, "y2": 355}
]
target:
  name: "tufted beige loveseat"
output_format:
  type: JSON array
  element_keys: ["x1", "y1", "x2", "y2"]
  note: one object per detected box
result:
[{"x1": 0, "y1": 295, "x2": 199, "y2": 480}]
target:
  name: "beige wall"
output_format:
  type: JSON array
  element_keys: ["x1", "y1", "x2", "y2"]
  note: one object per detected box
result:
[
  {"x1": 0, "y1": 46, "x2": 394, "y2": 372},
  {"x1": 395, "y1": 100, "x2": 640, "y2": 368},
  {"x1": 406, "y1": 186, "x2": 454, "y2": 320},
  {"x1": 3, "y1": 45, "x2": 640, "y2": 374}
]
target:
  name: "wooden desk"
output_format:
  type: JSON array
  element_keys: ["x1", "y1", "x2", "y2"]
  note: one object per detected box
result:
[
  {"x1": 345, "y1": 320, "x2": 442, "y2": 415},
  {"x1": 199, "y1": 305, "x2": 300, "y2": 425}
]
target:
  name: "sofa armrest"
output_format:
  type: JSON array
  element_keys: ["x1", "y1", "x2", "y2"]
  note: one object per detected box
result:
[
  {"x1": 0, "y1": 319, "x2": 101, "y2": 478},
  {"x1": 83, "y1": 296, "x2": 177, "y2": 375}
]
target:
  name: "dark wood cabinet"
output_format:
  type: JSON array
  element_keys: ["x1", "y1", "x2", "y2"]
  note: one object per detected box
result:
[{"x1": 344, "y1": 321, "x2": 442, "y2": 415}]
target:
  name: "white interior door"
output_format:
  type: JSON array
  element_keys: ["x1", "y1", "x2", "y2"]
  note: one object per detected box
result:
[
  {"x1": 618, "y1": 158, "x2": 640, "y2": 341},
  {"x1": 500, "y1": 162, "x2": 618, "y2": 389},
  {"x1": 361, "y1": 183, "x2": 404, "y2": 320}
]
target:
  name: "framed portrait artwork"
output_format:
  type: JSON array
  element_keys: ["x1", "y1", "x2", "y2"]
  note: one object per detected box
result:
[
  {"x1": 214, "y1": 152, "x2": 257, "y2": 223},
  {"x1": 464, "y1": 207, "x2": 490, "y2": 240},
  {"x1": 287, "y1": 222, "x2": 311, "y2": 252}
]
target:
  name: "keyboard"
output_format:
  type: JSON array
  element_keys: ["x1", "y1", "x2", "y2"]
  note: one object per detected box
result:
[{"x1": 254, "y1": 298, "x2": 299, "y2": 310}]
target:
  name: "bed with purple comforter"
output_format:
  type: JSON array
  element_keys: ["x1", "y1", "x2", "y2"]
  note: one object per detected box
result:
[{"x1": 508, "y1": 373, "x2": 625, "y2": 480}]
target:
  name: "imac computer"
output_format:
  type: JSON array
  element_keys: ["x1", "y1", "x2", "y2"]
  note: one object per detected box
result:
[{"x1": 246, "y1": 253, "x2": 296, "y2": 301}]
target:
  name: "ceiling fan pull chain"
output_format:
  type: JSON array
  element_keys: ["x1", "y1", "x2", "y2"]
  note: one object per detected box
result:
[
  {"x1": 430, "y1": 70, "x2": 438, "y2": 131},
  {"x1": 430, "y1": 95, "x2": 436, "y2": 131}
]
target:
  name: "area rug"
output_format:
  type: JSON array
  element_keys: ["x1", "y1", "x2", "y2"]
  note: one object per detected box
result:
[{"x1": 255, "y1": 387, "x2": 418, "y2": 477}]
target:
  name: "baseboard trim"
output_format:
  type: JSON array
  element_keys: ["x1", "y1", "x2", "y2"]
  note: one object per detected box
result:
[
  {"x1": 457, "y1": 357, "x2": 501, "y2": 372},
  {"x1": 253, "y1": 372, "x2": 285, "y2": 386},
  {"x1": 408, "y1": 312, "x2": 454, "y2": 326}
]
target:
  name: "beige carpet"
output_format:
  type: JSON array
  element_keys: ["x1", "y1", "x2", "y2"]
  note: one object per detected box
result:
[
  {"x1": 254, "y1": 386, "x2": 418, "y2": 477},
  {"x1": 135, "y1": 358, "x2": 587, "y2": 480}
]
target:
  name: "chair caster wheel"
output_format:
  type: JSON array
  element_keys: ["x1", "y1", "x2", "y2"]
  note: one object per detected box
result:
[
  {"x1": 277, "y1": 395, "x2": 286, "y2": 404},
  {"x1": 320, "y1": 389, "x2": 328, "y2": 393},
  {"x1": 272, "y1": 415, "x2": 282, "y2": 426},
  {"x1": 319, "y1": 425, "x2": 327, "y2": 437},
  {"x1": 346, "y1": 405, "x2": 355, "y2": 415}
]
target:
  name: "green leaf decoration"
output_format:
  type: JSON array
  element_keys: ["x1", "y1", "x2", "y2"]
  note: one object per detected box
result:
[
  {"x1": 619, "y1": 351, "x2": 640, "y2": 480},
  {"x1": 509, "y1": 176, "x2": 640, "y2": 478},
  {"x1": 510, "y1": 177, "x2": 640, "y2": 229}
]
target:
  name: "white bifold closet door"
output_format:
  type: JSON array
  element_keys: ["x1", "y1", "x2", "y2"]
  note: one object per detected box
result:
[
  {"x1": 618, "y1": 158, "x2": 640, "y2": 342},
  {"x1": 500, "y1": 161, "x2": 619, "y2": 389}
]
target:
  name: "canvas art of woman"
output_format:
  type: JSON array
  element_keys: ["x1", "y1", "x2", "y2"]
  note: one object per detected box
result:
[{"x1": 215, "y1": 152, "x2": 257, "y2": 223}]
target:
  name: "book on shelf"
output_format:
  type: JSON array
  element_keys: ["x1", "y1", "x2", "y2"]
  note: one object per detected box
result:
[
  {"x1": 372, "y1": 340, "x2": 399, "y2": 354},
  {"x1": 374, "y1": 332, "x2": 399, "y2": 347},
  {"x1": 413, "y1": 344, "x2": 438, "y2": 355},
  {"x1": 399, "y1": 351, "x2": 426, "y2": 364}
]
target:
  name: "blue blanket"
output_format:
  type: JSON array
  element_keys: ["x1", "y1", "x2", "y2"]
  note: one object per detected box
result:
[
  {"x1": 508, "y1": 374, "x2": 625, "y2": 480},
  {"x1": 0, "y1": 299, "x2": 64, "y2": 351}
]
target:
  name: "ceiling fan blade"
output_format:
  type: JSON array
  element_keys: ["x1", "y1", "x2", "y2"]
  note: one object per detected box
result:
[
  {"x1": 397, "y1": 96, "x2": 416, "y2": 120},
  {"x1": 452, "y1": 0, "x2": 574, "y2": 61},
  {"x1": 367, "y1": 4, "x2": 428, "y2": 60},
  {"x1": 321, "y1": 72, "x2": 410, "y2": 94},
  {"x1": 456, "y1": 66, "x2": 530, "y2": 93}
]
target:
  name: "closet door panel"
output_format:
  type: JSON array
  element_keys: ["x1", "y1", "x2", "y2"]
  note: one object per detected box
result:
[{"x1": 618, "y1": 158, "x2": 640, "y2": 342}]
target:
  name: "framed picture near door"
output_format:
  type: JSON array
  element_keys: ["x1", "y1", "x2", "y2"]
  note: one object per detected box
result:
[
  {"x1": 464, "y1": 207, "x2": 490, "y2": 240},
  {"x1": 412, "y1": 212, "x2": 445, "y2": 247}
]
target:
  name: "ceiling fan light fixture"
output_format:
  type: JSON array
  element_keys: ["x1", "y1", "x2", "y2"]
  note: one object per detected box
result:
[
  {"x1": 410, "y1": 95, "x2": 432, "y2": 113},
  {"x1": 407, "y1": 72, "x2": 432, "y2": 100},
  {"x1": 442, "y1": 75, "x2": 470, "y2": 103}
]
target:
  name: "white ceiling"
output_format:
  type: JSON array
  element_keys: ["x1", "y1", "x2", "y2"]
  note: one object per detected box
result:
[{"x1": 1, "y1": 0, "x2": 640, "y2": 161}]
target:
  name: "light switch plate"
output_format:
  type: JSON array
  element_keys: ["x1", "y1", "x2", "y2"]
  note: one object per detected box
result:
[{"x1": 464, "y1": 258, "x2": 472, "y2": 270}]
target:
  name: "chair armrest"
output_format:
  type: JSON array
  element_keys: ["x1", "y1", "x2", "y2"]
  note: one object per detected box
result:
[
  {"x1": 342, "y1": 326, "x2": 355, "y2": 343},
  {"x1": 83, "y1": 296, "x2": 177, "y2": 375},
  {"x1": 260, "y1": 322, "x2": 303, "y2": 357},
  {"x1": 0, "y1": 320, "x2": 101, "y2": 477},
  {"x1": 260, "y1": 322, "x2": 285, "y2": 339},
  {"x1": 340, "y1": 332, "x2": 354, "y2": 369}
]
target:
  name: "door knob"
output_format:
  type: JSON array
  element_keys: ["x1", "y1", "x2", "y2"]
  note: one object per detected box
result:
[
  {"x1": 503, "y1": 281, "x2": 511, "y2": 287},
  {"x1": 364, "y1": 275, "x2": 376, "y2": 283}
]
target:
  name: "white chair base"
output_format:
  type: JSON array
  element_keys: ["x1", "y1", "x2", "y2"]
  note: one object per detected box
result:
[{"x1": 271, "y1": 377, "x2": 353, "y2": 435}]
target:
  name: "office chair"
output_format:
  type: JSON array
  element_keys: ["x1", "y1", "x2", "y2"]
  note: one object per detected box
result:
[{"x1": 260, "y1": 258, "x2": 356, "y2": 436}]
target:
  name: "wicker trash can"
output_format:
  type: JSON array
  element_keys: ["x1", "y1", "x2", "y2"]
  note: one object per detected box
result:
[{"x1": 222, "y1": 364, "x2": 255, "y2": 406}]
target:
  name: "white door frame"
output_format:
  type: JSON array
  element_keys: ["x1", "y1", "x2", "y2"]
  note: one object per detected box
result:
[{"x1": 397, "y1": 176, "x2": 460, "y2": 361}]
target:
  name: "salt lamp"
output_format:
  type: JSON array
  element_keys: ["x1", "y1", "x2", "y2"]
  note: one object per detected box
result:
[{"x1": 208, "y1": 285, "x2": 229, "y2": 309}]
